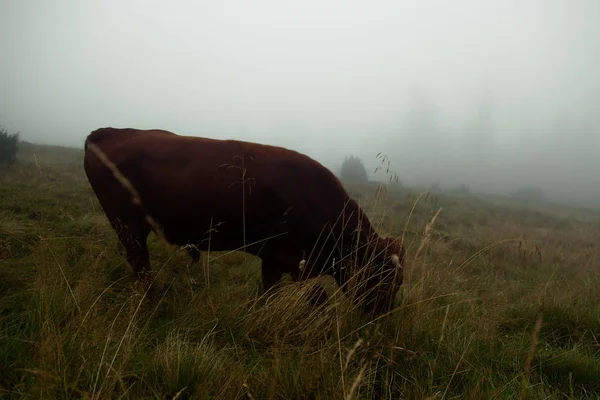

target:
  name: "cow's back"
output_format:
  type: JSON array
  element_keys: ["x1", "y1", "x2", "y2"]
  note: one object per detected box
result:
[
  {"x1": 84, "y1": 127, "x2": 173, "y2": 151},
  {"x1": 83, "y1": 127, "x2": 365, "y2": 257}
]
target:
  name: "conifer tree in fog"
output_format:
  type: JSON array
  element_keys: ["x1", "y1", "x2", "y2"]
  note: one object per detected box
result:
[{"x1": 340, "y1": 155, "x2": 368, "y2": 183}]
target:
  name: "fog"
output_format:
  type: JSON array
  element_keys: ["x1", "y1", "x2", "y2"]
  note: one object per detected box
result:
[{"x1": 1, "y1": 0, "x2": 599, "y2": 208}]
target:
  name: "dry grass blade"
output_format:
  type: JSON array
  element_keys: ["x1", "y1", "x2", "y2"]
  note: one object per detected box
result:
[
  {"x1": 344, "y1": 338, "x2": 364, "y2": 373},
  {"x1": 46, "y1": 243, "x2": 80, "y2": 312},
  {"x1": 520, "y1": 313, "x2": 543, "y2": 399},
  {"x1": 86, "y1": 142, "x2": 168, "y2": 243},
  {"x1": 91, "y1": 295, "x2": 133, "y2": 399},
  {"x1": 414, "y1": 206, "x2": 442, "y2": 262},
  {"x1": 345, "y1": 363, "x2": 367, "y2": 400},
  {"x1": 171, "y1": 386, "x2": 188, "y2": 400},
  {"x1": 441, "y1": 333, "x2": 474, "y2": 400}
]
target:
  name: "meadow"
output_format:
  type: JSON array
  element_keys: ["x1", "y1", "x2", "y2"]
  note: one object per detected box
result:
[{"x1": 1, "y1": 143, "x2": 599, "y2": 399}]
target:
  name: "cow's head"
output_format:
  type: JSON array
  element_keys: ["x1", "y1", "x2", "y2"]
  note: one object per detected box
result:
[
  {"x1": 297, "y1": 236, "x2": 405, "y2": 316},
  {"x1": 337, "y1": 236, "x2": 405, "y2": 316}
]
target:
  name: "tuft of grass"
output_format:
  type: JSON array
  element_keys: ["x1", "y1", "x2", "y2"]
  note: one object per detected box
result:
[
  {"x1": 0, "y1": 216, "x2": 40, "y2": 259},
  {"x1": 151, "y1": 329, "x2": 245, "y2": 399}
]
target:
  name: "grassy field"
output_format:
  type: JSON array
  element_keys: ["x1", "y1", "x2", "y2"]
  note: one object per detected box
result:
[{"x1": 1, "y1": 143, "x2": 599, "y2": 399}]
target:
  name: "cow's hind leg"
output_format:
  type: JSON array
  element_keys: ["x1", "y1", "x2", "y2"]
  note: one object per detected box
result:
[{"x1": 113, "y1": 220, "x2": 152, "y2": 283}]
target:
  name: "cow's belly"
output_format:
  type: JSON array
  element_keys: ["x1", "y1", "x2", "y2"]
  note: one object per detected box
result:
[
  {"x1": 151, "y1": 211, "x2": 285, "y2": 253},
  {"x1": 129, "y1": 171, "x2": 297, "y2": 253}
]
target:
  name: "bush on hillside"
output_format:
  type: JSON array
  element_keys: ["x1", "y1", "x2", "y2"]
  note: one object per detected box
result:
[
  {"x1": 340, "y1": 155, "x2": 368, "y2": 183},
  {"x1": 0, "y1": 127, "x2": 19, "y2": 164}
]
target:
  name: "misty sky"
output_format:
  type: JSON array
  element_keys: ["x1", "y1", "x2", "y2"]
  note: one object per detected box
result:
[{"x1": 1, "y1": 1, "x2": 599, "y2": 206}]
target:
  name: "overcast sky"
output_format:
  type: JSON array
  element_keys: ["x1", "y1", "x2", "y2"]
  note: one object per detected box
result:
[{"x1": 1, "y1": 0, "x2": 599, "y2": 205}]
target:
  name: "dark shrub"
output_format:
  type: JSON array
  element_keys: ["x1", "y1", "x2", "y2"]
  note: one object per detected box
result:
[
  {"x1": 340, "y1": 155, "x2": 368, "y2": 183},
  {"x1": 0, "y1": 127, "x2": 19, "y2": 164}
]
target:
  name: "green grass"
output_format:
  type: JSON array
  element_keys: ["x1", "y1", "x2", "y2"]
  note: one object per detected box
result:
[{"x1": 0, "y1": 143, "x2": 599, "y2": 399}]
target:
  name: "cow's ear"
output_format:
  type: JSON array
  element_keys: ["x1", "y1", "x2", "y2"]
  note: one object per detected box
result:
[
  {"x1": 299, "y1": 259, "x2": 306, "y2": 271},
  {"x1": 391, "y1": 254, "x2": 401, "y2": 269}
]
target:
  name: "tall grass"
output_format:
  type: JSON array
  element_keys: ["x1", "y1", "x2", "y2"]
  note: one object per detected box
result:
[{"x1": 0, "y1": 144, "x2": 599, "y2": 398}]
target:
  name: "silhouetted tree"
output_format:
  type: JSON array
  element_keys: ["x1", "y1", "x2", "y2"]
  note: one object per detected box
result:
[
  {"x1": 341, "y1": 155, "x2": 368, "y2": 183},
  {"x1": 0, "y1": 127, "x2": 19, "y2": 164}
]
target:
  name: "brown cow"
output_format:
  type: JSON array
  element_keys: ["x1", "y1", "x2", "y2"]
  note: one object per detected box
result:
[{"x1": 83, "y1": 127, "x2": 405, "y2": 315}]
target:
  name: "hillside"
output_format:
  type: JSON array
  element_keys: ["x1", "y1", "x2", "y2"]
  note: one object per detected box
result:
[{"x1": 1, "y1": 143, "x2": 599, "y2": 399}]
